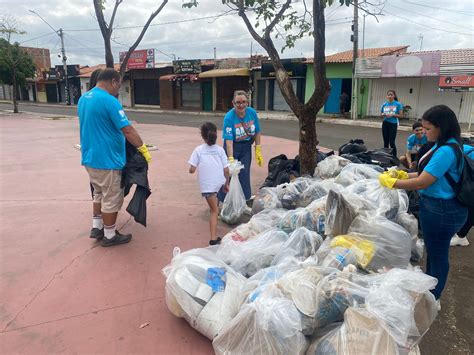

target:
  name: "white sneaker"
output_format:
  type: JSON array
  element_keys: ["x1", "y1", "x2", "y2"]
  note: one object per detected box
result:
[{"x1": 450, "y1": 234, "x2": 470, "y2": 247}]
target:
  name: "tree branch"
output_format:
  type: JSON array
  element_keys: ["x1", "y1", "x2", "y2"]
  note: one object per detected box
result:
[
  {"x1": 119, "y1": 0, "x2": 168, "y2": 76},
  {"x1": 109, "y1": 0, "x2": 123, "y2": 30},
  {"x1": 93, "y1": 0, "x2": 111, "y2": 38},
  {"x1": 264, "y1": 0, "x2": 292, "y2": 39}
]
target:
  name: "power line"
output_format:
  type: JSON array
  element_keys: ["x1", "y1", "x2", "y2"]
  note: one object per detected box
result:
[
  {"x1": 63, "y1": 12, "x2": 238, "y2": 32},
  {"x1": 382, "y1": 9, "x2": 474, "y2": 36},
  {"x1": 401, "y1": 0, "x2": 474, "y2": 16},
  {"x1": 387, "y1": 3, "x2": 473, "y2": 31},
  {"x1": 19, "y1": 31, "x2": 57, "y2": 45}
]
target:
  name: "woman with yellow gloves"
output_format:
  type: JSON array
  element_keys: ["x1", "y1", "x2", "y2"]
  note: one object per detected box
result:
[
  {"x1": 218, "y1": 90, "x2": 263, "y2": 202},
  {"x1": 379, "y1": 105, "x2": 468, "y2": 306}
]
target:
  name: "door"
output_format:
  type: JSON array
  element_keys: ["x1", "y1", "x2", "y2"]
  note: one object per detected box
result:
[
  {"x1": 134, "y1": 79, "x2": 160, "y2": 105},
  {"x1": 324, "y1": 78, "x2": 342, "y2": 114},
  {"x1": 181, "y1": 81, "x2": 201, "y2": 108},
  {"x1": 257, "y1": 80, "x2": 266, "y2": 110},
  {"x1": 202, "y1": 81, "x2": 212, "y2": 111},
  {"x1": 45, "y1": 84, "x2": 58, "y2": 103},
  {"x1": 273, "y1": 79, "x2": 297, "y2": 111}
]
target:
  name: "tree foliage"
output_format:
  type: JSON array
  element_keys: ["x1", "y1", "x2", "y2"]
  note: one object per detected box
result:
[{"x1": 0, "y1": 39, "x2": 36, "y2": 86}]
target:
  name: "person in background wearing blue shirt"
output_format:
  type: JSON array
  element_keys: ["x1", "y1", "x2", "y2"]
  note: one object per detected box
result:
[
  {"x1": 78, "y1": 68, "x2": 151, "y2": 247},
  {"x1": 380, "y1": 90, "x2": 403, "y2": 157},
  {"x1": 400, "y1": 121, "x2": 428, "y2": 169},
  {"x1": 379, "y1": 105, "x2": 468, "y2": 307},
  {"x1": 219, "y1": 90, "x2": 263, "y2": 202}
]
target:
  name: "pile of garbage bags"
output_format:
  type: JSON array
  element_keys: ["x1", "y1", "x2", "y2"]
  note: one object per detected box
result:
[{"x1": 163, "y1": 158, "x2": 435, "y2": 354}]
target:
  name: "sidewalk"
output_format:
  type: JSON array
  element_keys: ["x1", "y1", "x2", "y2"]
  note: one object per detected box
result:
[{"x1": 8, "y1": 100, "x2": 471, "y2": 133}]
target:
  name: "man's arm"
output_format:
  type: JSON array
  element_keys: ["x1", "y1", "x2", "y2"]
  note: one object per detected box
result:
[
  {"x1": 254, "y1": 132, "x2": 261, "y2": 146},
  {"x1": 122, "y1": 125, "x2": 143, "y2": 147},
  {"x1": 406, "y1": 151, "x2": 412, "y2": 166},
  {"x1": 225, "y1": 140, "x2": 234, "y2": 160}
]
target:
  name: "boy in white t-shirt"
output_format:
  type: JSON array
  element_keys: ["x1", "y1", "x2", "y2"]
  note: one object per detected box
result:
[{"x1": 189, "y1": 122, "x2": 230, "y2": 245}]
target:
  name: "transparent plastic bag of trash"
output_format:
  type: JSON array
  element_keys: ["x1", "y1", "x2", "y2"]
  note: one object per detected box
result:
[
  {"x1": 344, "y1": 179, "x2": 409, "y2": 220},
  {"x1": 347, "y1": 215, "x2": 412, "y2": 271},
  {"x1": 306, "y1": 196, "x2": 328, "y2": 235},
  {"x1": 306, "y1": 307, "x2": 400, "y2": 355},
  {"x1": 213, "y1": 283, "x2": 308, "y2": 355},
  {"x1": 365, "y1": 268, "x2": 438, "y2": 349},
  {"x1": 279, "y1": 177, "x2": 314, "y2": 210},
  {"x1": 334, "y1": 163, "x2": 384, "y2": 186},
  {"x1": 313, "y1": 270, "x2": 371, "y2": 329},
  {"x1": 395, "y1": 212, "x2": 424, "y2": 262},
  {"x1": 314, "y1": 155, "x2": 351, "y2": 179},
  {"x1": 277, "y1": 208, "x2": 318, "y2": 233},
  {"x1": 216, "y1": 228, "x2": 288, "y2": 277},
  {"x1": 271, "y1": 227, "x2": 324, "y2": 266},
  {"x1": 162, "y1": 247, "x2": 247, "y2": 340},
  {"x1": 296, "y1": 180, "x2": 334, "y2": 208},
  {"x1": 222, "y1": 208, "x2": 287, "y2": 242},
  {"x1": 252, "y1": 187, "x2": 283, "y2": 215},
  {"x1": 220, "y1": 160, "x2": 246, "y2": 224},
  {"x1": 325, "y1": 190, "x2": 358, "y2": 237}
]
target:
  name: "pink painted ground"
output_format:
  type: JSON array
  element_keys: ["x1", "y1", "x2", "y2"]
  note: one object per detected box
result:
[{"x1": 0, "y1": 112, "x2": 319, "y2": 354}]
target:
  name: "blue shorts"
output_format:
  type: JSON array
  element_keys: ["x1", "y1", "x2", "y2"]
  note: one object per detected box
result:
[{"x1": 202, "y1": 192, "x2": 217, "y2": 199}]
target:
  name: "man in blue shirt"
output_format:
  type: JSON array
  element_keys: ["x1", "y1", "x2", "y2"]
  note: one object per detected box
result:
[
  {"x1": 400, "y1": 121, "x2": 428, "y2": 169},
  {"x1": 78, "y1": 68, "x2": 151, "y2": 247}
]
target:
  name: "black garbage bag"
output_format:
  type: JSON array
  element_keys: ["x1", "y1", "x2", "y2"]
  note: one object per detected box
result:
[
  {"x1": 338, "y1": 139, "x2": 367, "y2": 156},
  {"x1": 340, "y1": 154, "x2": 363, "y2": 164},
  {"x1": 316, "y1": 150, "x2": 335, "y2": 163},
  {"x1": 367, "y1": 148, "x2": 400, "y2": 168}
]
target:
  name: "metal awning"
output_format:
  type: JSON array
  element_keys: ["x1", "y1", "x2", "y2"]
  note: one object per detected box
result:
[
  {"x1": 159, "y1": 74, "x2": 199, "y2": 82},
  {"x1": 198, "y1": 68, "x2": 250, "y2": 78}
]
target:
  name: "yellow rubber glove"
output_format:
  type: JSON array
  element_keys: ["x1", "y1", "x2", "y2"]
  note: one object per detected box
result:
[
  {"x1": 228, "y1": 156, "x2": 235, "y2": 163},
  {"x1": 255, "y1": 145, "x2": 264, "y2": 167},
  {"x1": 379, "y1": 172, "x2": 397, "y2": 189},
  {"x1": 387, "y1": 169, "x2": 409, "y2": 180},
  {"x1": 137, "y1": 144, "x2": 152, "y2": 164}
]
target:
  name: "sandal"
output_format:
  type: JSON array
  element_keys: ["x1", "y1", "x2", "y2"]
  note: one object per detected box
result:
[{"x1": 209, "y1": 237, "x2": 222, "y2": 246}]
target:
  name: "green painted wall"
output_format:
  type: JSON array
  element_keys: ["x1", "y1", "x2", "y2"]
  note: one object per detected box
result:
[{"x1": 305, "y1": 63, "x2": 369, "y2": 117}]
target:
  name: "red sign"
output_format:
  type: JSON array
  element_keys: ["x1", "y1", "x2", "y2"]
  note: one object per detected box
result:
[
  {"x1": 439, "y1": 75, "x2": 474, "y2": 88},
  {"x1": 119, "y1": 49, "x2": 155, "y2": 70}
]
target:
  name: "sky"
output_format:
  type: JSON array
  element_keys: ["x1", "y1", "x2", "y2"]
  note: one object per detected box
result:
[{"x1": 2, "y1": 0, "x2": 473, "y2": 67}]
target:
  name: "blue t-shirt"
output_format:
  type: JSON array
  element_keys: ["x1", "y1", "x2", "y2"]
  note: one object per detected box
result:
[
  {"x1": 419, "y1": 140, "x2": 473, "y2": 199},
  {"x1": 407, "y1": 134, "x2": 428, "y2": 154},
  {"x1": 78, "y1": 87, "x2": 131, "y2": 170},
  {"x1": 222, "y1": 107, "x2": 261, "y2": 142},
  {"x1": 380, "y1": 100, "x2": 403, "y2": 124}
]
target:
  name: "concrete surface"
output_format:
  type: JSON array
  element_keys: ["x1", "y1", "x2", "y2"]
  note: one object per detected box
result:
[{"x1": 0, "y1": 111, "x2": 472, "y2": 354}]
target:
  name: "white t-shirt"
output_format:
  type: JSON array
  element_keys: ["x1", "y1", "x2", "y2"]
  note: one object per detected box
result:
[{"x1": 188, "y1": 144, "x2": 229, "y2": 193}]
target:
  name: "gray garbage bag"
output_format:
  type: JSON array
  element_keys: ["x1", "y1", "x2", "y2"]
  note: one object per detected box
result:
[
  {"x1": 335, "y1": 163, "x2": 384, "y2": 186},
  {"x1": 297, "y1": 181, "x2": 330, "y2": 208},
  {"x1": 325, "y1": 190, "x2": 358, "y2": 237},
  {"x1": 314, "y1": 155, "x2": 351, "y2": 179},
  {"x1": 162, "y1": 248, "x2": 246, "y2": 340},
  {"x1": 213, "y1": 284, "x2": 308, "y2": 355},
  {"x1": 307, "y1": 307, "x2": 399, "y2": 355},
  {"x1": 220, "y1": 160, "x2": 246, "y2": 224},
  {"x1": 272, "y1": 227, "x2": 324, "y2": 266},
  {"x1": 396, "y1": 212, "x2": 424, "y2": 262}
]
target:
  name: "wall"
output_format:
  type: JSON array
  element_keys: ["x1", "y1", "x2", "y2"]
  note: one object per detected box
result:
[
  {"x1": 159, "y1": 80, "x2": 174, "y2": 109},
  {"x1": 305, "y1": 63, "x2": 352, "y2": 103},
  {"x1": 118, "y1": 79, "x2": 131, "y2": 107}
]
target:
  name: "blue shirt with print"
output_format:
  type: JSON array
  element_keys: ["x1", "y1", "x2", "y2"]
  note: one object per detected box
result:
[
  {"x1": 78, "y1": 87, "x2": 131, "y2": 170},
  {"x1": 407, "y1": 134, "x2": 428, "y2": 153},
  {"x1": 222, "y1": 107, "x2": 261, "y2": 142},
  {"x1": 420, "y1": 140, "x2": 473, "y2": 199},
  {"x1": 381, "y1": 100, "x2": 403, "y2": 124}
]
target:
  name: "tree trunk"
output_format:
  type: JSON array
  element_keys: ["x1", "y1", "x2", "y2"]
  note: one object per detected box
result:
[
  {"x1": 104, "y1": 35, "x2": 114, "y2": 68},
  {"x1": 298, "y1": 112, "x2": 318, "y2": 175},
  {"x1": 12, "y1": 65, "x2": 18, "y2": 114}
]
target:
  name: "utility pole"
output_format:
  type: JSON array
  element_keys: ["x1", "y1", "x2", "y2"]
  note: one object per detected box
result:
[
  {"x1": 29, "y1": 10, "x2": 70, "y2": 105},
  {"x1": 418, "y1": 33, "x2": 424, "y2": 51},
  {"x1": 59, "y1": 29, "x2": 70, "y2": 105},
  {"x1": 362, "y1": 14, "x2": 367, "y2": 58},
  {"x1": 350, "y1": 0, "x2": 359, "y2": 120}
]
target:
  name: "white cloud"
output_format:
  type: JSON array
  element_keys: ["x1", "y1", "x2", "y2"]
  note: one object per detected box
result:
[{"x1": 2, "y1": 0, "x2": 473, "y2": 67}]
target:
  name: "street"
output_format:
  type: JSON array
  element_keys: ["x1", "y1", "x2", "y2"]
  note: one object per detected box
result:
[
  {"x1": 0, "y1": 105, "x2": 472, "y2": 354},
  {"x1": 0, "y1": 102, "x2": 411, "y2": 152}
]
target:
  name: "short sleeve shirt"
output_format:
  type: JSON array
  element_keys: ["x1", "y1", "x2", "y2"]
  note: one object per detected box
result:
[
  {"x1": 381, "y1": 101, "x2": 403, "y2": 125},
  {"x1": 407, "y1": 134, "x2": 428, "y2": 154},
  {"x1": 188, "y1": 144, "x2": 229, "y2": 193},
  {"x1": 420, "y1": 139, "x2": 462, "y2": 199},
  {"x1": 78, "y1": 87, "x2": 131, "y2": 169},
  {"x1": 222, "y1": 107, "x2": 261, "y2": 142}
]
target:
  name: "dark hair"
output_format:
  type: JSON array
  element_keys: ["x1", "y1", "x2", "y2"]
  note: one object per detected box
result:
[
  {"x1": 201, "y1": 122, "x2": 217, "y2": 146},
  {"x1": 387, "y1": 90, "x2": 398, "y2": 102},
  {"x1": 412, "y1": 121, "x2": 423, "y2": 130},
  {"x1": 89, "y1": 69, "x2": 103, "y2": 89},
  {"x1": 421, "y1": 105, "x2": 461, "y2": 146},
  {"x1": 97, "y1": 68, "x2": 121, "y2": 83}
]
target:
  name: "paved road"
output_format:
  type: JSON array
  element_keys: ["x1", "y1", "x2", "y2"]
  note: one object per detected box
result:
[
  {"x1": 1, "y1": 102, "x2": 472, "y2": 354},
  {"x1": 0, "y1": 102, "x2": 410, "y2": 153}
]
